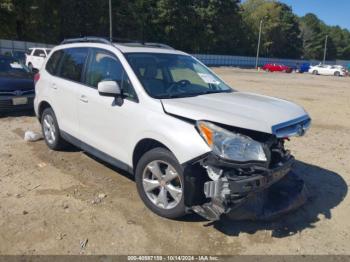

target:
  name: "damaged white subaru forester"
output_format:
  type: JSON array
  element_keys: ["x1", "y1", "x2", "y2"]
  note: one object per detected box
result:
[{"x1": 34, "y1": 37, "x2": 311, "y2": 221}]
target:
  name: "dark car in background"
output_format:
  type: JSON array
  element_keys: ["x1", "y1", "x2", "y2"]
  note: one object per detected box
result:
[
  {"x1": 297, "y1": 63, "x2": 310, "y2": 73},
  {"x1": 0, "y1": 55, "x2": 35, "y2": 113},
  {"x1": 11, "y1": 51, "x2": 27, "y2": 64}
]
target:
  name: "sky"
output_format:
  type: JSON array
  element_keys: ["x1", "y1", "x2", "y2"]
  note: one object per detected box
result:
[{"x1": 279, "y1": 0, "x2": 350, "y2": 30}]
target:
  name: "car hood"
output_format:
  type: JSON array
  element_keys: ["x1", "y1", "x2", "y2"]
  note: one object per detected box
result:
[
  {"x1": 0, "y1": 76, "x2": 34, "y2": 92},
  {"x1": 161, "y1": 92, "x2": 309, "y2": 134}
]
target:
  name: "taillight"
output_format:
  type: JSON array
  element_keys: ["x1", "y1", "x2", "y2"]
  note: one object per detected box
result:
[{"x1": 34, "y1": 73, "x2": 40, "y2": 85}]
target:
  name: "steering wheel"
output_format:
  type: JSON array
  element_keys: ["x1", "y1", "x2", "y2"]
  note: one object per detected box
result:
[{"x1": 166, "y1": 80, "x2": 191, "y2": 94}]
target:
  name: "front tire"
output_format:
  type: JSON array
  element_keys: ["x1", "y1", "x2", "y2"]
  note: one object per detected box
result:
[
  {"x1": 334, "y1": 71, "x2": 340, "y2": 77},
  {"x1": 41, "y1": 108, "x2": 68, "y2": 150},
  {"x1": 135, "y1": 148, "x2": 186, "y2": 219},
  {"x1": 312, "y1": 70, "x2": 318, "y2": 75}
]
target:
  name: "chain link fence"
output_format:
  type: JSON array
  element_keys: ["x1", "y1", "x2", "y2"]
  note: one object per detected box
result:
[{"x1": 193, "y1": 54, "x2": 350, "y2": 68}]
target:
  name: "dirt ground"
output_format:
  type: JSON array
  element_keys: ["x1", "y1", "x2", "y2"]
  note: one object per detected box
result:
[{"x1": 0, "y1": 68, "x2": 349, "y2": 255}]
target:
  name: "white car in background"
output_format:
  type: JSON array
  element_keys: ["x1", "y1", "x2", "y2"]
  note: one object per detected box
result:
[
  {"x1": 25, "y1": 48, "x2": 51, "y2": 71},
  {"x1": 309, "y1": 64, "x2": 345, "y2": 76}
]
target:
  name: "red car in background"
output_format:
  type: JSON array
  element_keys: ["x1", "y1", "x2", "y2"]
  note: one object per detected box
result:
[{"x1": 262, "y1": 63, "x2": 293, "y2": 73}]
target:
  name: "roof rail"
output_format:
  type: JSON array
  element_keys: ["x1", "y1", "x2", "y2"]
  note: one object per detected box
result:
[
  {"x1": 116, "y1": 42, "x2": 174, "y2": 50},
  {"x1": 61, "y1": 37, "x2": 112, "y2": 45}
]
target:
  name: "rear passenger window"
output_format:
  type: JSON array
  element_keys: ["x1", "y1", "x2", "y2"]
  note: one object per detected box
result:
[
  {"x1": 59, "y1": 48, "x2": 89, "y2": 82},
  {"x1": 46, "y1": 50, "x2": 64, "y2": 76}
]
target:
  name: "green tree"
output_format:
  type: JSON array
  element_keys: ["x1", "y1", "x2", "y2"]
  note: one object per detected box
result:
[
  {"x1": 199, "y1": 0, "x2": 248, "y2": 55},
  {"x1": 242, "y1": 0, "x2": 303, "y2": 58},
  {"x1": 299, "y1": 13, "x2": 328, "y2": 59},
  {"x1": 327, "y1": 26, "x2": 350, "y2": 60},
  {"x1": 1, "y1": 0, "x2": 349, "y2": 60}
]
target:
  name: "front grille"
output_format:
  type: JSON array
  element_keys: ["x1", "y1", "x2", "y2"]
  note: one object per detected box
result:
[
  {"x1": 0, "y1": 97, "x2": 34, "y2": 110},
  {"x1": 0, "y1": 89, "x2": 35, "y2": 97}
]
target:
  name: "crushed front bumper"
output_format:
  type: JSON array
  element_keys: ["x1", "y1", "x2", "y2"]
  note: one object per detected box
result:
[{"x1": 188, "y1": 154, "x2": 308, "y2": 221}]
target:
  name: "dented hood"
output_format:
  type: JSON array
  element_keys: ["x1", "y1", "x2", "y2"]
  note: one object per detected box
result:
[{"x1": 161, "y1": 92, "x2": 308, "y2": 134}]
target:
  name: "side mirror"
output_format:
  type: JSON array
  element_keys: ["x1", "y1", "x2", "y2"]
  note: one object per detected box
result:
[
  {"x1": 31, "y1": 68, "x2": 39, "y2": 74},
  {"x1": 98, "y1": 81, "x2": 121, "y2": 97}
]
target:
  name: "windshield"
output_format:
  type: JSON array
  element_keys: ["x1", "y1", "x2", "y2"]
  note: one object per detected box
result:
[
  {"x1": 0, "y1": 56, "x2": 31, "y2": 78},
  {"x1": 125, "y1": 53, "x2": 232, "y2": 99}
]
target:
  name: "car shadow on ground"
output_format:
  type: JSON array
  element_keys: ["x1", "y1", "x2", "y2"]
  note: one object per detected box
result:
[
  {"x1": 84, "y1": 152, "x2": 347, "y2": 231},
  {"x1": 84, "y1": 152, "x2": 135, "y2": 182},
  {"x1": 35, "y1": 138, "x2": 346, "y2": 235},
  {"x1": 209, "y1": 160, "x2": 347, "y2": 238}
]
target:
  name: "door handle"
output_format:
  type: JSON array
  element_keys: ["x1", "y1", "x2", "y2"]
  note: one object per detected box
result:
[
  {"x1": 51, "y1": 83, "x2": 57, "y2": 90},
  {"x1": 80, "y1": 95, "x2": 88, "y2": 103}
]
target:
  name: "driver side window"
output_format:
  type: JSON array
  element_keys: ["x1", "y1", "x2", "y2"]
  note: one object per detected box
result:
[{"x1": 85, "y1": 49, "x2": 137, "y2": 101}]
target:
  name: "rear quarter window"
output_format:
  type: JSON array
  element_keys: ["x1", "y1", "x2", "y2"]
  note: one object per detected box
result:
[
  {"x1": 46, "y1": 50, "x2": 64, "y2": 76},
  {"x1": 33, "y1": 49, "x2": 46, "y2": 57}
]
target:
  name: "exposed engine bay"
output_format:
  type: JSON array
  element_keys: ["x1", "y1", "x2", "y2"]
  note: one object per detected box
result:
[{"x1": 183, "y1": 129, "x2": 308, "y2": 221}]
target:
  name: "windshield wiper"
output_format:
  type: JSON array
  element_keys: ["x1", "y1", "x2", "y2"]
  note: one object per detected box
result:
[
  {"x1": 200, "y1": 89, "x2": 232, "y2": 95},
  {"x1": 160, "y1": 93, "x2": 201, "y2": 99},
  {"x1": 157, "y1": 89, "x2": 232, "y2": 99}
]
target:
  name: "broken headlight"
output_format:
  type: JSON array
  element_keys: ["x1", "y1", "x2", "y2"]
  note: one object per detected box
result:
[{"x1": 197, "y1": 121, "x2": 267, "y2": 162}]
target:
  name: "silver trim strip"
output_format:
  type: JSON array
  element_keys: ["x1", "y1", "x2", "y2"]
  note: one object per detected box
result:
[
  {"x1": 272, "y1": 115, "x2": 311, "y2": 138},
  {"x1": 0, "y1": 89, "x2": 35, "y2": 96}
]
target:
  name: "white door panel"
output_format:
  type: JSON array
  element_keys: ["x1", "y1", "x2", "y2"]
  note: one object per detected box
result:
[
  {"x1": 52, "y1": 78, "x2": 80, "y2": 137},
  {"x1": 51, "y1": 47, "x2": 89, "y2": 138},
  {"x1": 78, "y1": 87, "x2": 138, "y2": 164},
  {"x1": 78, "y1": 48, "x2": 140, "y2": 164}
]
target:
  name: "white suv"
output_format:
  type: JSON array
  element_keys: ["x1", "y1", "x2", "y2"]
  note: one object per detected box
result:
[
  {"x1": 34, "y1": 37, "x2": 311, "y2": 221},
  {"x1": 25, "y1": 47, "x2": 51, "y2": 70}
]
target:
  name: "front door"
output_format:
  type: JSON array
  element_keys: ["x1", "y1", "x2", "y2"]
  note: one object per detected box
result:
[{"x1": 77, "y1": 48, "x2": 139, "y2": 164}]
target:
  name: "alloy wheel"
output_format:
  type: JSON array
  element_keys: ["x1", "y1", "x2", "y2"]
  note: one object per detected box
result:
[
  {"x1": 43, "y1": 114, "x2": 56, "y2": 145},
  {"x1": 142, "y1": 160, "x2": 183, "y2": 210}
]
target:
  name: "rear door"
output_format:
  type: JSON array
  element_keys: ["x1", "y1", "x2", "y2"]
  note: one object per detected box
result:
[
  {"x1": 77, "y1": 48, "x2": 139, "y2": 164},
  {"x1": 51, "y1": 47, "x2": 89, "y2": 138}
]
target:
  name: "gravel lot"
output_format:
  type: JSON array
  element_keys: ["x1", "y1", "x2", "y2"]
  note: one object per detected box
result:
[{"x1": 0, "y1": 68, "x2": 349, "y2": 255}]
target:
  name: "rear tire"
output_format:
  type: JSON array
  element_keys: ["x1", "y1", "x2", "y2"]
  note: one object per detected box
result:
[
  {"x1": 28, "y1": 63, "x2": 33, "y2": 71},
  {"x1": 312, "y1": 70, "x2": 318, "y2": 75},
  {"x1": 334, "y1": 71, "x2": 340, "y2": 77},
  {"x1": 135, "y1": 147, "x2": 187, "y2": 219},
  {"x1": 41, "y1": 108, "x2": 68, "y2": 150}
]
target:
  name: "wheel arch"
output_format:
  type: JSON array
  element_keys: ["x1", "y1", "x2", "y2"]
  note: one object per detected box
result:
[
  {"x1": 38, "y1": 101, "x2": 53, "y2": 122},
  {"x1": 132, "y1": 138, "x2": 171, "y2": 171}
]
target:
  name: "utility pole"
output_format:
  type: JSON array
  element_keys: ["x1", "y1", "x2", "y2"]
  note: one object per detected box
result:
[
  {"x1": 323, "y1": 35, "x2": 328, "y2": 65},
  {"x1": 109, "y1": 0, "x2": 113, "y2": 42},
  {"x1": 255, "y1": 19, "x2": 263, "y2": 69}
]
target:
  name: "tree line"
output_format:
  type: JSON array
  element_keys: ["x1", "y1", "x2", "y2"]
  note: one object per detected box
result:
[{"x1": 1, "y1": 0, "x2": 350, "y2": 60}]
